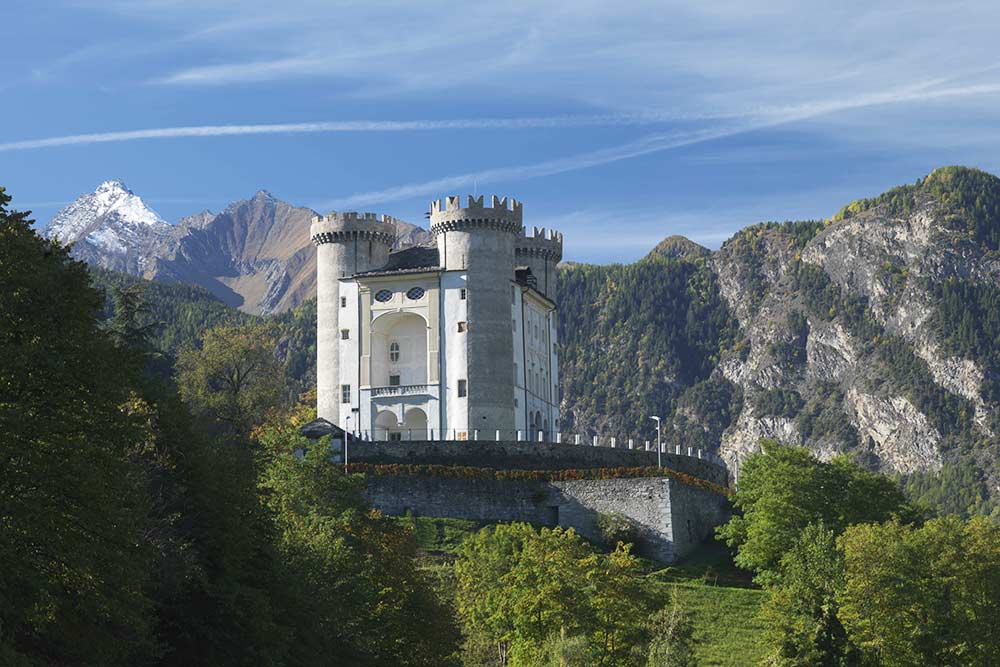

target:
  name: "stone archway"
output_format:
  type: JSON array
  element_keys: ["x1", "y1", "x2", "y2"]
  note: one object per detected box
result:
[
  {"x1": 375, "y1": 410, "x2": 399, "y2": 441},
  {"x1": 403, "y1": 407, "x2": 428, "y2": 440}
]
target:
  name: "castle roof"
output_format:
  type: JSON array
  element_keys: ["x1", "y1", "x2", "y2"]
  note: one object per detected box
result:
[{"x1": 354, "y1": 245, "x2": 441, "y2": 277}]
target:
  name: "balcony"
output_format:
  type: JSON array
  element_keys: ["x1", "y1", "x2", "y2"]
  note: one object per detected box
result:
[{"x1": 367, "y1": 383, "x2": 439, "y2": 399}]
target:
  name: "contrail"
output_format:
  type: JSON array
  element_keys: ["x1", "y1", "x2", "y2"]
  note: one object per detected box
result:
[
  {"x1": 320, "y1": 80, "x2": 1000, "y2": 210},
  {"x1": 0, "y1": 114, "x2": 692, "y2": 153},
  {"x1": 320, "y1": 125, "x2": 750, "y2": 210}
]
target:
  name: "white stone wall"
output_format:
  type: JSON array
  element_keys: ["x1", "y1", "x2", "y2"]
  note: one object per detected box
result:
[
  {"x1": 337, "y1": 280, "x2": 360, "y2": 431},
  {"x1": 521, "y1": 291, "x2": 559, "y2": 439},
  {"x1": 357, "y1": 274, "x2": 440, "y2": 437},
  {"x1": 512, "y1": 285, "x2": 528, "y2": 434},
  {"x1": 441, "y1": 271, "x2": 470, "y2": 437}
]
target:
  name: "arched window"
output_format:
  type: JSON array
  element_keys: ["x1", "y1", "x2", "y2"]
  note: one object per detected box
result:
[{"x1": 389, "y1": 341, "x2": 400, "y2": 363}]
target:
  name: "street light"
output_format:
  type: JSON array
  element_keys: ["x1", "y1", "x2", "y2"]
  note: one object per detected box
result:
[
  {"x1": 650, "y1": 416, "x2": 661, "y2": 468},
  {"x1": 344, "y1": 415, "x2": 351, "y2": 471}
]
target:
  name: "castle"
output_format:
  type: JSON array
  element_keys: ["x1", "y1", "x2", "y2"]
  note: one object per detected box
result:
[
  {"x1": 308, "y1": 194, "x2": 730, "y2": 563},
  {"x1": 311, "y1": 195, "x2": 563, "y2": 440}
]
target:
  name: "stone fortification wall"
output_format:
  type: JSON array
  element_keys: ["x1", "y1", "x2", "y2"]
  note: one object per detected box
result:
[
  {"x1": 349, "y1": 439, "x2": 728, "y2": 486},
  {"x1": 363, "y1": 474, "x2": 730, "y2": 563}
]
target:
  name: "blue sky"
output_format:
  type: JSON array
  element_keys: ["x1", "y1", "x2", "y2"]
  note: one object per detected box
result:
[{"x1": 6, "y1": 1, "x2": 1000, "y2": 262}]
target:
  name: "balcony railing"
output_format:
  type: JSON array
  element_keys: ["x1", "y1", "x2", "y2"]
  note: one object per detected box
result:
[{"x1": 368, "y1": 383, "x2": 437, "y2": 398}]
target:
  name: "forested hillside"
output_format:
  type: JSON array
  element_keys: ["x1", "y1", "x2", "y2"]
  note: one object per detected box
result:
[{"x1": 557, "y1": 255, "x2": 739, "y2": 446}]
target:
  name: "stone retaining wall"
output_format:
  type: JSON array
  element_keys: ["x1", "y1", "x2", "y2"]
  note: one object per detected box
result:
[{"x1": 363, "y1": 473, "x2": 730, "y2": 563}]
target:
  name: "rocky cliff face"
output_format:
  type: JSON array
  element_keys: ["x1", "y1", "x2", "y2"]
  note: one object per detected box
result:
[
  {"x1": 705, "y1": 168, "x2": 1000, "y2": 505},
  {"x1": 45, "y1": 183, "x2": 431, "y2": 315},
  {"x1": 559, "y1": 167, "x2": 1000, "y2": 513}
]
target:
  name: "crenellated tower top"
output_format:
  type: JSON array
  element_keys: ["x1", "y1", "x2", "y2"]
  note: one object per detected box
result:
[
  {"x1": 516, "y1": 225, "x2": 563, "y2": 262},
  {"x1": 310, "y1": 211, "x2": 399, "y2": 247},
  {"x1": 429, "y1": 195, "x2": 523, "y2": 235}
]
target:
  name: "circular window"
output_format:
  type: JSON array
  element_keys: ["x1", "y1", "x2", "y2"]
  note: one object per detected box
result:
[
  {"x1": 389, "y1": 341, "x2": 400, "y2": 363},
  {"x1": 374, "y1": 289, "x2": 393, "y2": 302},
  {"x1": 406, "y1": 287, "x2": 425, "y2": 300}
]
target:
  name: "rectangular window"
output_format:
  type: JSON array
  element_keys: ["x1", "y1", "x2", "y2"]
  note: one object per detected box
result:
[
  {"x1": 389, "y1": 374, "x2": 401, "y2": 386},
  {"x1": 460, "y1": 288, "x2": 467, "y2": 300},
  {"x1": 511, "y1": 286, "x2": 516, "y2": 304},
  {"x1": 340, "y1": 296, "x2": 347, "y2": 308},
  {"x1": 457, "y1": 321, "x2": 467, "y2": 333},
  {"x1": 457, "y1": 379, "x2": 467, "y2": 397},
  {"x1": 514, "y1": 362, "x2": 518, "y2": 383},
  {"x1": 389, "y1": 432, "x2": 403, "y2": 441},
  {"x1": 341, "y1": 329, "x2": 350, "y2": 340},
  {"x1": 512, "y1": 318, "x2": 517, "y2": 331},
  {"x1": 341, "y1": 384, "x2": 351, "y2": 404}
]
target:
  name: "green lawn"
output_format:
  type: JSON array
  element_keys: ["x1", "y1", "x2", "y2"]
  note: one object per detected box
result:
[
  {"x1": 402, "y1": 516, "x2": 768, "y2": 666},
  {"x1": 649, "y1": 580, "x2": 768, "y2": 666}
]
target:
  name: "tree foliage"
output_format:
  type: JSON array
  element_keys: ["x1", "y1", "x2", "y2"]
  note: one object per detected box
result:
[
  {"x1": 0, "y1": 188, "x2": 155, "y2": 664},
  {"x1": 1, "y1": 191, "x2": 460, "y2": 665},
  {"x1": 176, "y1": 322, "x2": 285, "y2": 434},
  {"x1": 254, "y1": 405, "x2": 460, "y2": 666},
  {"x1": 454, "y1": 524, "x2": 658, "y2": 667},
  {"x1": 838, "y1": 516, "x2": 1000, "y2": 666},
  {"x1": 716, "y1": 441, "x2": 917, "y2": 583},
  {"x1": 758, "y1": 523, "x2": 857, "y2": 667}
]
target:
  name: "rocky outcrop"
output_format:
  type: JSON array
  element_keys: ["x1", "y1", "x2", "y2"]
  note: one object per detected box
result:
[{"x1": 844, "y1": 388, "x2": 942, "y2": 474}]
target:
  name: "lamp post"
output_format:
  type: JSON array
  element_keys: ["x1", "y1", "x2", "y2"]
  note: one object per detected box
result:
[
  {"x1": 344, "y1": 415, "x2": 351, "y2": 471},
  {"x1": 650, "y1": 416, "x2": 661, "y2": 468}
]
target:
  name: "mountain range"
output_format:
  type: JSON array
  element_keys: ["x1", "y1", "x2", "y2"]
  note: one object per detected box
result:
[
  {"x1": 53, "y1": 168, "x2": 1000, "y2": 515},
  {"x1": 43, "y1": 180, "x2": 430, "y2": 315}
]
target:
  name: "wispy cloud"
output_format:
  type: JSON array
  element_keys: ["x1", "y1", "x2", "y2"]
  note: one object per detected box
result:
[
  {"x1": 319, "y1": 126, "x2": 748, "y2": 210},
  {"x1": 0, "y1": 114, "x2": 683, "y2": 153},
  {"x1": 318, "y1": 79, "x2": 1000, "y2": 210}
]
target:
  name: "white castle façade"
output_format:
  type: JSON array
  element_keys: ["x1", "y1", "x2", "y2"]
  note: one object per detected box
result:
[{"x1": 311, "y1": 194, "x2": 563, "y2": 441}]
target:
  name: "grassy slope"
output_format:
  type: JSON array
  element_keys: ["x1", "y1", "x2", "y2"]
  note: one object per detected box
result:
[{"x1": 398, "y1": 516, "x2": 768, "y2": 667}]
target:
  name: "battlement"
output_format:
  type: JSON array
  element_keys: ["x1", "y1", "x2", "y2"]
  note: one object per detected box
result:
[
  {"x1": 310, "y1": 210, "x2": 399, "y2": 246},
  {"x1": 516, "y1": 225, "x2": 563, "y2": 261},
  {"x1": 429, "y1": 194, "x2": 524, "y2": 235}
]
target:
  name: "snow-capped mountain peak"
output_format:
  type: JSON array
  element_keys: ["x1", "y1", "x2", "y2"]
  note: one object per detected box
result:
[
  {"x1": 42, "y1": 180, "x2": 173, "y2": 274},
  {"x1": 44, "y1": 180, "x2": 168, "y2": 245}
]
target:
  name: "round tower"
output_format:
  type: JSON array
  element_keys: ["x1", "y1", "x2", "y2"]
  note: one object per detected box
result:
[
  {"x1": 515, "y1": 226, "x2": 563, "y2": 299},
  {"x1": 430, "y1": 194, "x2": 522, "y2": 433},
  {"x1": 311, "y1": 212, "x2": 397, "y2": 421}
]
